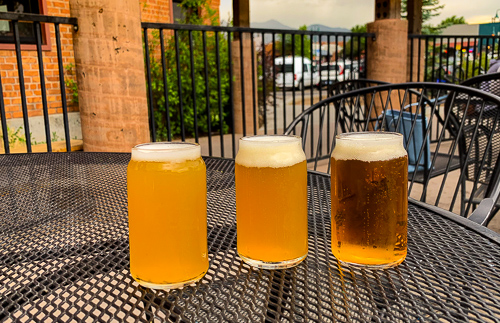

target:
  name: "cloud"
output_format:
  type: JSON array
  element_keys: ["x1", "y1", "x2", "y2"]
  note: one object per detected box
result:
[
  {"x1": 249, "y1": 0, "x2": 373, "y2": 29},
  {"x1": 221, "y1": 0, "x2": 497, "y2": 29}
]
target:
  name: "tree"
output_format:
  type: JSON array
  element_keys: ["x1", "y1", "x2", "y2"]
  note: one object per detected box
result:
[
  {"x1": 350, "y1": 24, "x2": 367, "y2": 33},
  {"x1": 401, "y1": 0, "x2": 466, "y2": 35},
  {"x1": 436, "y1": 15, "x2": 466, "y2": 30},
  {"x1": 401, "y1": 0, "x2": 444, "y2": 23},
  {"x1": 147, "y1": 0, "x2": 230, "y2": 140},
  {"x1": 277, "y1": 25, "x2": 312, "y2": 58},
  {"x1": 342, "y1": 24, "x2": 367, "y2": 59},
  {"x1": 423, "y1": 15, "x2": 467, "y2": 35}
]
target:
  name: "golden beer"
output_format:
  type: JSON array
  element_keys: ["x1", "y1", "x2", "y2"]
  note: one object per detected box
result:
[
  {"x1": 331, "y1": 132, "x2": 408, "y2": 269},
  {"x1": 235, "y1": 135, "x2": 308, "y2": 269},
  {"x1": 127, "y1": 142, "x2": 208, "y2": 289}
]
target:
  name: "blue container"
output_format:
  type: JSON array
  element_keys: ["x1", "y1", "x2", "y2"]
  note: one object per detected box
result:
[{"x1": 383, "y1": 110, "x2": 431, "y2": 173}]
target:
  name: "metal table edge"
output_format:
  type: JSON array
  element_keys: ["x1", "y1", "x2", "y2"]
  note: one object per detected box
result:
[
  {"x1": 408, "y1": 197, "x2": 500, "y2": 244},
  {"x1": 7, "y1": 153, "x2": 498, "y2": 245}
]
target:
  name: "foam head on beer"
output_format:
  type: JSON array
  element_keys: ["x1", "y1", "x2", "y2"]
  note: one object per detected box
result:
[
  {"x1": 236, "y1": 135, "x2": 306, "y2": 168},
  {"x1": 131, "y1": 142, "x2": 201, "y2": 163},
  {"x1": 331, "y1": 132, "x2": 406, "y2": 162}
]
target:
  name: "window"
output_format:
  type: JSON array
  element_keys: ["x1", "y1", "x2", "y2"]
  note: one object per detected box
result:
[
  {"x1": 0, "y1": 0, "x2": 42, "y2": 44},
  {"x1": 320, "y1": 65, "x2": 340, "y2": 72},
  {"x1": 276, "y1": 64, "x2": 293, "y2": 74},
  {"x1": 172, "y1": 0, "x2": 184, "y2": 23}
]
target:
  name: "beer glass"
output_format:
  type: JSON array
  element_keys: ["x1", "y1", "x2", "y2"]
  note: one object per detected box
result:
[
  {"x1": 331, "y1": 132, "x2": 408, "y2": 269},
  {"x1": 235, "y1": 135, "x2": 308, "y2": 269},
  {"x1": 127, "y1": 142, "x2": 208, "y2": 289}
]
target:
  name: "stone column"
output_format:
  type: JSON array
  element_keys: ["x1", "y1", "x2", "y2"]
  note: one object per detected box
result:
[
  {"x1": 366, "y1": 1, "x2": 408, "y2": 126},
  {"x1": 69, "y1": 0, "x2": 150, "y2": 152},
  {"x1": 232, "y1": 34, "x2": 257, "y2": 135},
  {"x1": 366, "y1": 19, "x2": 408, "y2": 83},
  {"x1": 232, "y1": 0, "x2": 256, "y2": 135}
]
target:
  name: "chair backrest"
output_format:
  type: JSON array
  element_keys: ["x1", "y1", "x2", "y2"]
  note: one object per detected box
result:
[
  {"x1": 328, "y1": 79, "x2": 389, "y2": 97},
  {"x1": 284, "y1": 82, "x2": 500, "y2": 218},
  {"x1": 460, "y1": 72, "x2": 500, "y2": 97}
]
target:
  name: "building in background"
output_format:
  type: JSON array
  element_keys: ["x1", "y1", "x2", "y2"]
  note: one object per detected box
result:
[
  {"x1": 442, "y1": 22, "x2": 500, "y2": 36},
  {"x1": 0, "y1": 0, "x2": 219, "y2": 150}
]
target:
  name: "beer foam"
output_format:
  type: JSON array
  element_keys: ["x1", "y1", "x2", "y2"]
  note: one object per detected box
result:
[
  {"x1": 236, "y1": 135, "x2": 306, "y2": 168},
  {"x1": 332, "y1": 132, "x2": 407, "y2": 162},
  {"x1": 131, "y1": 142, "x2": 201, "y2": 163}
]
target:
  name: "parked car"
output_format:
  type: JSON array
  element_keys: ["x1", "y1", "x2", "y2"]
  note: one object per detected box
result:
[
  {"x1": 275, "y1": 56, "x2": 320, "y2": 90},
  {"x1": 343, "y1": 60, "x2": 366, "y2": 80},
  {"x1": 318, "y1": 63, "x2": 346, "y2": 86}
]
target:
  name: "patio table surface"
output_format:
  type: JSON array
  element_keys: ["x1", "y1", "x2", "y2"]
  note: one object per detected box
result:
[{"x1": 0, "y1": 153, "x2": 499, "y2": 322}]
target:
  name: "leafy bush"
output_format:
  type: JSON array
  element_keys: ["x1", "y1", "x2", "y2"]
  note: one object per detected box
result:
[{"x1": 146, "y1": 0, "x2": 231, "y2": 140}]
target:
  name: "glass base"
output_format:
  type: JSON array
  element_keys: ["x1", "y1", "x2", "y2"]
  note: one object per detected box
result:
[
  {"x1": 133, "y1": 271, "x2": 206, "y2": 291},
  {"x1": 239, "y1": 253, "x2": 307, "y2": 270},
  {"x1": 338, "y1": 257, "x2": 405, "y2": 270}
]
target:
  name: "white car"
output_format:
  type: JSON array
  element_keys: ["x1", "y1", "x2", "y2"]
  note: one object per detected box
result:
[
  {"x1": 275, "y1": 56, "x2": 320, "y2": 90},
  {"x1": 318, "y1": 63, "x2": 346, "y2": 86}
]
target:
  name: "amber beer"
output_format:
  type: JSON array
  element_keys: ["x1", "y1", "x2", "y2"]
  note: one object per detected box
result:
[
  {"x1": 235, "y1": 135, "x2": 308, "y2": 269},
  {"x1": 331, "y1": 132, "x2": 408, "y2": 268},
  {"x1": 127, "y1": 142, "x2": 208, "y2": 289}
]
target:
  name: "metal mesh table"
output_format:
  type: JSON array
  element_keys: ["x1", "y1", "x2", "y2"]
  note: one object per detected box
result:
[{"x1": 1, "y1": 153, "x2": 500, "y2": 322}]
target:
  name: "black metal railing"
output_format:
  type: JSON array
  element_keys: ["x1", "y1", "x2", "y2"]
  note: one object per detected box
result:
[
  {"x1": 0, "y1": 12, "x2": 78, "y2": 153},
  {"x1": 408, "y1": 34, "x2": 500, "y2": 83},
  {"x1": 142, "y1": 22, "x2": 374, "y2": 158},
  {"x1": 408, "y1": 34, "x2": 500, "y2": 144}
]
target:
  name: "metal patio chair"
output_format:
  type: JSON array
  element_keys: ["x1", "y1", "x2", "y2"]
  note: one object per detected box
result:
[
  {"x1": 328, "y1": 79, "x2": 389, "y2": 97},
  {"x1": 284, "y1": 82, "x2": 500, "y2": 225},
  {"x1": 461, "y1": 72, "x2": 500, "y2": 96}
]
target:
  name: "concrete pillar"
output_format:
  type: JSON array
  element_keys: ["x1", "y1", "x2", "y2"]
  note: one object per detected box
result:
[
  {"x1": 366, "y1": 7, "x2": 408, "y2": 126},
  {"x1": 232, "y1": 34, "x2": 257, "y2": 135},
  {"x1": 70, "y1": 0, "x2": 150, "y2": 152},
  {"x1": 366, "y1": 19, "x2": 408, "y2": 83},
  {"x1": 232, "y1": 0, "x2": 256, "y2": 135}
]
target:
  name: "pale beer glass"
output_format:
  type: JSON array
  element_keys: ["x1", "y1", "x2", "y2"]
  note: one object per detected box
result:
[
  {"x1": 235, "y1": 135, "x2": 308, "y2": 269},
  {"x1": 331, "y1": 132, "x2": 408, "y2": 269},
  {"x1": 127, "y1": 142, "x2": 208, "y2": 289}
]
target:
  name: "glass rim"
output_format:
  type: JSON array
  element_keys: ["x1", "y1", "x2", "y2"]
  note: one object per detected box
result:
[
  {"x1": 336, "y1": 132, "x2": 403, "y2": 141},
  {"x1": 132, "y1": 142, "x2": 200, "y2": 152},
  {"x1": 239, "y1": 134, "x2": 302, "y2": 143}
]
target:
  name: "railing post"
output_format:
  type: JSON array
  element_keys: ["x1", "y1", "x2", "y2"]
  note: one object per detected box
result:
[
  {"x1": 69, "y1": 0, "x2": 150, "y2": 152},
  {"x1": 407, "y1": 0, "x2": 424, "y2": 82}
]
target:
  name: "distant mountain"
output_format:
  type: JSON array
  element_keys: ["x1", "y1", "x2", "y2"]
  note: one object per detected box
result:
[
  {"x1": 250, "y1": 20, "x2": 352, "y2": 44},
  {"x1": 251, "y1": 20, "x2": 293, "y2": 30},
  {"x1": 307, "y1": 24, "x2": 351, "y2": 33},
  {"x1": 307, "y1": 24, "x2": 352, "y2": 42}
]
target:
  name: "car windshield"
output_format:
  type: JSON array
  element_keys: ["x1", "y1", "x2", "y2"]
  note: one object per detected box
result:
[
  {"x1": 320, "y1": 65, "x2": 339, "y2": 72},
  {"x1": 275, "y1": 64, "x2": 294, "y2": 73}
]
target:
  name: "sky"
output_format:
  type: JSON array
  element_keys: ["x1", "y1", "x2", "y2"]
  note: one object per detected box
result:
[{"x1": 219, "y1": 0, "x2": 500, "y2": 29}]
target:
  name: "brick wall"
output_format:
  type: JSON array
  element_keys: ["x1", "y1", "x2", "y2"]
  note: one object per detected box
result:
[
  {"x1": 140, "y1": 0, "x2": 172, "y2": 23},
  {"x1": 0, "y1": 0, "x2": 77, "y2": 121},
  {"x1": 0, "y1": 0, "x2": 218, "y2": 121}
]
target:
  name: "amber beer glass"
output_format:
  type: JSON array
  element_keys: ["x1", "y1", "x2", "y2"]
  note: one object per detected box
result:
[
  {"x1": 331, "y1": 132, "x2": 408, "y2": 269},
  {"x1": 235, "y1": 135, "x2": 308, "y2": 269},
  {"x1": 127, "y1": 142, "x2": 208, "y2": 289}
]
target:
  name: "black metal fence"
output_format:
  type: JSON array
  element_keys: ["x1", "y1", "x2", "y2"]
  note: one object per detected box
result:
[
  {"x1": 142, "y1": 23, "x2": 373, "y2": 158},
  {"x1": 0, "y1": 12, "x2": 78, "y2": 153},
  {"x1": 408, "y1": 34, "x2": 500, "y2": 83}
]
